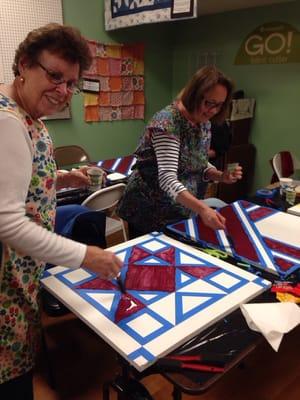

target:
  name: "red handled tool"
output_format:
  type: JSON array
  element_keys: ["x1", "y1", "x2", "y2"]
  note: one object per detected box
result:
[
  {"x1": 166, "y1": 353, "x2": 228, "y2": 367},
  {"x1": 157, "y1": 358, "x2": 225, "y2": 373},
  {"x1": 271, "y1": 282, "x2": 300, "y2": 297},
  {"x1": 157, "y1": 353, "x2": 230, "y2": 373}
]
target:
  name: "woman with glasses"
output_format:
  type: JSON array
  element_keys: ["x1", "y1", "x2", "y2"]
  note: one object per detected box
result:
[
  {"x1": 0, "y1": 24, "x2": 121, "y2": 399},
  {"x1": 118, "y1": 65, "x2": 242, "y2": 238}
]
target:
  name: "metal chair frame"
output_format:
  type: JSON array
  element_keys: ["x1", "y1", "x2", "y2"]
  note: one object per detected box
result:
[
  {"x1": 82, "y1": 183, "x2": 128, "y2": 242},
  {"x1": 272, "y1": 151, "x2": 300, "y2": 181},
  {"x1": 54, "y1": 145, "x2": 91, "y2": 168}
]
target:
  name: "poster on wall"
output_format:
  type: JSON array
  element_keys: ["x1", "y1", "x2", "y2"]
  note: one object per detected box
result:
[
  {"x1": 83, "y1": 40, "x2": 145, "y2": 122},
  {"x1": 105, "y1": 0, "x2": 196, "y2": 31},
  {"x1": 235, "y1": 21, "x2": 300, "y2": 65}
]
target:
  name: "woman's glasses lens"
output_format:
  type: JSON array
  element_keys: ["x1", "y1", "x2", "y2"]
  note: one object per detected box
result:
[{"x1": 37, "y1": 61, "x2": 81, "y2": 94}]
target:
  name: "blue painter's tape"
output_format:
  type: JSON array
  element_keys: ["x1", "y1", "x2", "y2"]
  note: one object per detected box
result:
[{"x1": 256, "y1": 189, "x2": 274, "y2": 198}]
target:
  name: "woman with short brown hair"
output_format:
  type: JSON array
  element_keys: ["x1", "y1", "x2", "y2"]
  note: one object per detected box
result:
[{"x1": 118, "y1": 65, "x2": 242, "y2": 238}]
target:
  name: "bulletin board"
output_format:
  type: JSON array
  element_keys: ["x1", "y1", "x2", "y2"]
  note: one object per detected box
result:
[
  {"x1": 0, "y1": 50, "x2": 3, "y2": 83},
  {"x1": 0, "y1": 0, "x2": 63, "y2": 84}
]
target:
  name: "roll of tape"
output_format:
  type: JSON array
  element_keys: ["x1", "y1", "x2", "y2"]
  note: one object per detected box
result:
[{"x1": 256, "y1": 189, "x2": 274, "y2": 198}]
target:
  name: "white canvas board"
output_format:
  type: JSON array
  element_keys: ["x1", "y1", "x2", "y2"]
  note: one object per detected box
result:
[{"x1": 41, "y1": 232, "x2": 270, "y2": 371}]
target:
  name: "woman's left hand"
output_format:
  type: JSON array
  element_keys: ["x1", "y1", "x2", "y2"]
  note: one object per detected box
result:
[
  {"x1": 68, "y1": 169, "x2": 90, "y2": 187},
  {"x1": 221, "y1": 165, "x2": 243, "y2": 184},
  {"x1": 78, "y1": 165, "x2": 107, "y2": 187},
  {"x1": 57, "y1": 169, "x2": 89, "y2": 189}
]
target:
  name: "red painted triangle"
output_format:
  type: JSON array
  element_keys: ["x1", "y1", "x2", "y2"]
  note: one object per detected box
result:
[
  {"x1": 115, "y1": 293, "x2": 146, "y2": 323},
  {"x1": 156, "y1": 247, "x2": 175, "y2": 264},
  {"x1": 129, "y1": 246, "x2": 151, "y2": 263},
  {"x1": 179, "y1": 266, "x2": 220, "y2": 279},
  {"x1": 264, "y1": 237, "x2": 300, "y2": 259},
  {"x1": 240, "y1": 200, "x2": 252, "y2": 208},
  {"x1": 76, "y1": 277, "x2": 117, "y2": 290},
  {"x1": 249, "y1": 207, "x2": 274, "y2": 221},
  {"x1": 274, "y1": 257, "x2": 294, "y2": 271},
  {"x1": 172, "y1": 222, "x2": 186, "y2": 233}
]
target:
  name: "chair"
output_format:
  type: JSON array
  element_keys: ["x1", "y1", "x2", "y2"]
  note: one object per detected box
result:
[
  {"x1": 42, "y1": 204, "x2": 107, "y2": 317},
  {"x1": 54, "y1": 145, "x2": 91, "y2": 168},
  {"x1": 82, "y1": 183, "x2": 128, "y2": 242},
  {"x1": 271, "y1": 151, "x2": 300, "y2": 182},
  {"x1": 203, "y1": 197, "x2": 228, "y2": 209}
]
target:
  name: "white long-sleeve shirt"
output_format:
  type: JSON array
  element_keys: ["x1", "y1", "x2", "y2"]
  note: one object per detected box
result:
[{"x1": 0, "y1": 112, "x2": 86, "y2": 268}]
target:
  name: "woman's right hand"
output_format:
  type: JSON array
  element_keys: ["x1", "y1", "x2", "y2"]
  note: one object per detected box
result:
[
  {"x1": 198, "y1": 205, "x2": 226, "y2": 230},
  {"x1": 82, "y1": 246, "x2": 122, "y2": 279},
  {"x1": 176, "y1": 191, "x2": 226, "y2": 231}
]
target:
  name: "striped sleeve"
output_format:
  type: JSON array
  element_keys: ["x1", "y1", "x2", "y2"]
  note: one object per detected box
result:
[{"x1": 151, "y1": 130, "x2": 186, "y2": 200}]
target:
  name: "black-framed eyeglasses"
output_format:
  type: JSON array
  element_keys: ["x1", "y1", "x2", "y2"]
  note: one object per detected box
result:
[
  {"x1": 203, "y1": 99, "x2": 224, "y2": 111},
  {"x1": 37, "y1": 61, "x2": 81, "y2": 95}
]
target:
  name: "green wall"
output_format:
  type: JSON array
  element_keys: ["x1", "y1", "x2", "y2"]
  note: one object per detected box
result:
[
  {"x1": 47, "y1": 0, "x2": 300, "y2": 191},
  {"x1": 171, "y1": 1, "x2": 300, "y2": 190},
  {"x1": 46, "y1": 0, "x2": 173, "y2": 161}
]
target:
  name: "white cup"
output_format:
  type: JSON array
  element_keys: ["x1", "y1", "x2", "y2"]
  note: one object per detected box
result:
[
  {"x1": 226, "y1": 162, "x2": 239, "y2": 174},
  {"x1": 87, "y1": 167, "x2": 104, "y2": 191},
  {"x1": 285, "y1": 187, "x2": 297, "y2": 205},
  {"x1": 279, "y1": 177, "x2": 293, "y2": 195}
]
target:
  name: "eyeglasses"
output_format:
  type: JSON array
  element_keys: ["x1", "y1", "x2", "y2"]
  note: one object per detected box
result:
[
  {"x1": 203, "y1": 99, "x2": 224, "y2": 111},
  {"x1": 37, "y1": 61, "x2": 81, "y2": 95}
]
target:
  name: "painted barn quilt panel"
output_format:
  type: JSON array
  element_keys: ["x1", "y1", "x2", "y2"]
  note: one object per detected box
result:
[
  {"x1": 41, "y1": 233, "x2": 270, "y2": 371},
  {"x1": 104, "y1": 0, "x2": 197, "y2": 31},
  {"x1": 97, "y1": 154, "x2": 136, "y2": 176},
  {"x1": 167, "y1": 201, "x2": 300, "y2": 278},
  {"x1": 83, "y1": 40, "x2": 144, "y2": 122}
]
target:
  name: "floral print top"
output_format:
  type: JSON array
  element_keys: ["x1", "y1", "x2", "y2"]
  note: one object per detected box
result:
[
  {"x1": 0, "y1": 93, "x2": 56, "y2": 384},
  {"x1": 117, "y1": 101, "x2": 212, "y2": 233}
]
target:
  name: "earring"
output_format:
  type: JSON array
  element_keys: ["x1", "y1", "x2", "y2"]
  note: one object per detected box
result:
[{"x1": 20, "y1": 76, "x2": 25, "y2": 83}]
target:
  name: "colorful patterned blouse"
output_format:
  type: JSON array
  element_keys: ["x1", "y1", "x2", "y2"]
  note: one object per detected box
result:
[
  {"x1": 0, "y1": 93, "x2": 56, "y2": 384},
  {"x1": 117, "y1": 102, "x2": 212, "y2": 233}
]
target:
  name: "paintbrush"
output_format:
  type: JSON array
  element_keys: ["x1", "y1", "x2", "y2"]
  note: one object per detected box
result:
[
  {"x1": 116, "y1": 272, "x2": 126, "y2": 294},
  {"x1": 225, "y1": 233, "x2": 235, "y2": 249}
]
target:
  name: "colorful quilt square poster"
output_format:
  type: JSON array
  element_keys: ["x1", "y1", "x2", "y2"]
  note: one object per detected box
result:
[{"x1": 83, "y1": 40, "x2": 145, "y2": 122}]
